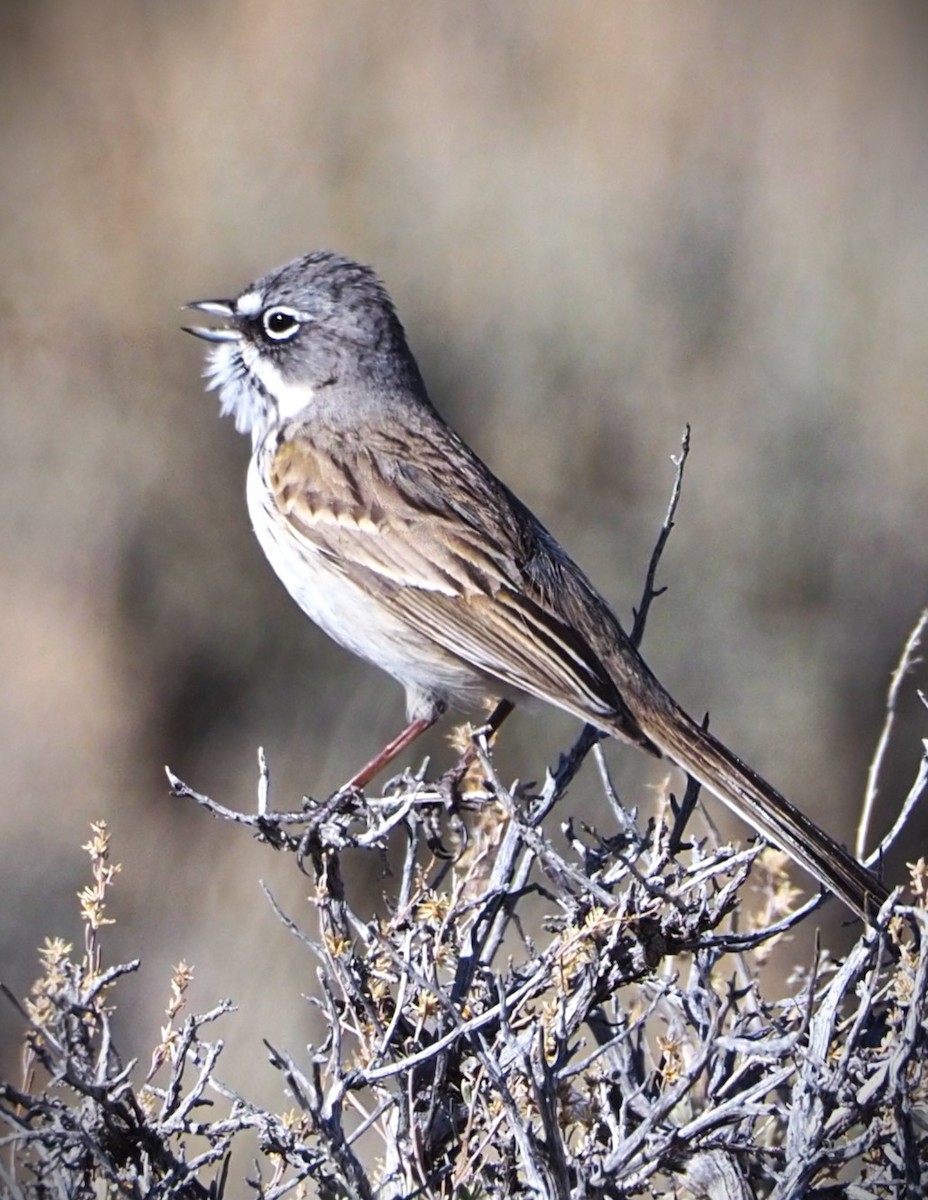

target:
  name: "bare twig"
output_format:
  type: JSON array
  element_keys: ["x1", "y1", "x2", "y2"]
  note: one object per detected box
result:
[
  {"x1": 858, "y1": 608, "x2": 928, "y2": 858},
  {"x1": 630, "y1": 423, "x2": 691, "y2": 648}
]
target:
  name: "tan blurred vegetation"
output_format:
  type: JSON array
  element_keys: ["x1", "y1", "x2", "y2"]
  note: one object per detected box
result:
[{"x1": 2, "y1": 0, "x2": 927, "y2": 1115}]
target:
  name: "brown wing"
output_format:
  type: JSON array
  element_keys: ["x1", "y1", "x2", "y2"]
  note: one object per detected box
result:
[{"x1": 268, "y1": 419, "x2": 649, "y2": 738}]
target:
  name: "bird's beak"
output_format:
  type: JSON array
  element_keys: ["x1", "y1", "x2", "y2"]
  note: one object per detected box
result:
[{"x1": 182, "y1": 300, "x2": 243, "y2": 342}]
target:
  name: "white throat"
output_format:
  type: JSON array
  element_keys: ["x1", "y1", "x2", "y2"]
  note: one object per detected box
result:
[
  {"x1": 243, "y1": 343, "x2": 316, "y2": 422},
  {"x1": 205, "y1": 340, "x2": 315, "y2": 443}
]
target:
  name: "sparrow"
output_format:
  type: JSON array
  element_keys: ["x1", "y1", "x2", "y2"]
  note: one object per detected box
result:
[{"x1": 184, "y1": 250, "x2": 888, "y2": 923}]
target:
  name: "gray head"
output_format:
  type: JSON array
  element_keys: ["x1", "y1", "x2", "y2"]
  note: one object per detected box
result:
[{"x1": 184, "y1": 251, "x2": 426, "y2": 441}]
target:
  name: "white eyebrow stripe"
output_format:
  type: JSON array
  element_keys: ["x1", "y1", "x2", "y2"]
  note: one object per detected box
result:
[{"x1": 236, "y1": 290, "x2": 264, "y2": 317}]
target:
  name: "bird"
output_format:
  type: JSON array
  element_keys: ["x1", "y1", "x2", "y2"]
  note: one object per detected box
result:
[{"x1": 183, "y1": 249, "x2": 889, "y2": 924}]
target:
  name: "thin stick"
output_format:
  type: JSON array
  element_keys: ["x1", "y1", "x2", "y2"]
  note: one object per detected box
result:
[
  {"x1": 857, "y1": 609, "x2": 928, "y2": 858},
  {"x1": 631, "y1": 424, "x2": 691, "y2": 649}
]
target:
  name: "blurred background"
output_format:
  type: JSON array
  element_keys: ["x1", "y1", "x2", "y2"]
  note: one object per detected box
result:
[{"x1": 2, "y1": 0, "x2": 927, "y2": 1117}]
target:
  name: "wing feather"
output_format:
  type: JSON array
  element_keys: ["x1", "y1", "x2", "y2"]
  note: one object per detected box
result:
[{"x1": 266, "y1": 421, "x2": 648, "y2": 734}]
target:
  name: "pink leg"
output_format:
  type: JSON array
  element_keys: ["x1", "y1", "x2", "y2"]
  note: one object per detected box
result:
[{"x1": 344, "y1": 715, "x2": 437, "y2": 791}]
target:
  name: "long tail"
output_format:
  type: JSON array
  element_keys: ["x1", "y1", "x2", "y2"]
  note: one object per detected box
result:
[{"x1": 620, "y1": 687, "x2": 889, "y2": 924}]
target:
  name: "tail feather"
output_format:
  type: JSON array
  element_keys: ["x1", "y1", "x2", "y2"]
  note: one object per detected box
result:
[{"x1": 625, "y1": 694, "x2": 889, "y2": 924}]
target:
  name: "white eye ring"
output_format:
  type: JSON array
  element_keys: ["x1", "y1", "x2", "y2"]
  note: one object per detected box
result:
[{"x1": 262, "y1": 306, "x2": 302, "y2": 341}]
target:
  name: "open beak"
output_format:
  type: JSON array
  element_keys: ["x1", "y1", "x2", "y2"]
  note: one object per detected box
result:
[{"x1": 182, "y1": 300, "x2": 243, "y2": 342}]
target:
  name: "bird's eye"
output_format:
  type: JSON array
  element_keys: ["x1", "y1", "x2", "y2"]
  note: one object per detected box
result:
[{"x1": 262, "y1": 306, "x2": 301, "y2": 341}]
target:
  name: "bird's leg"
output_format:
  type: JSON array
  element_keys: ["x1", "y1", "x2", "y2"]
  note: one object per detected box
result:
[
  {"x1": 343, "y1": 715, "x2": 437, "y2": 791},
  {"x1": 344, "y1": 701, "x2": 514, "y2": 794},
  {"x1": 475, "y1": 698, "x2": 515, "y2": 746},
  {"x1": 439, "y1": 699, "x2": 515, "y2": 796}
]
